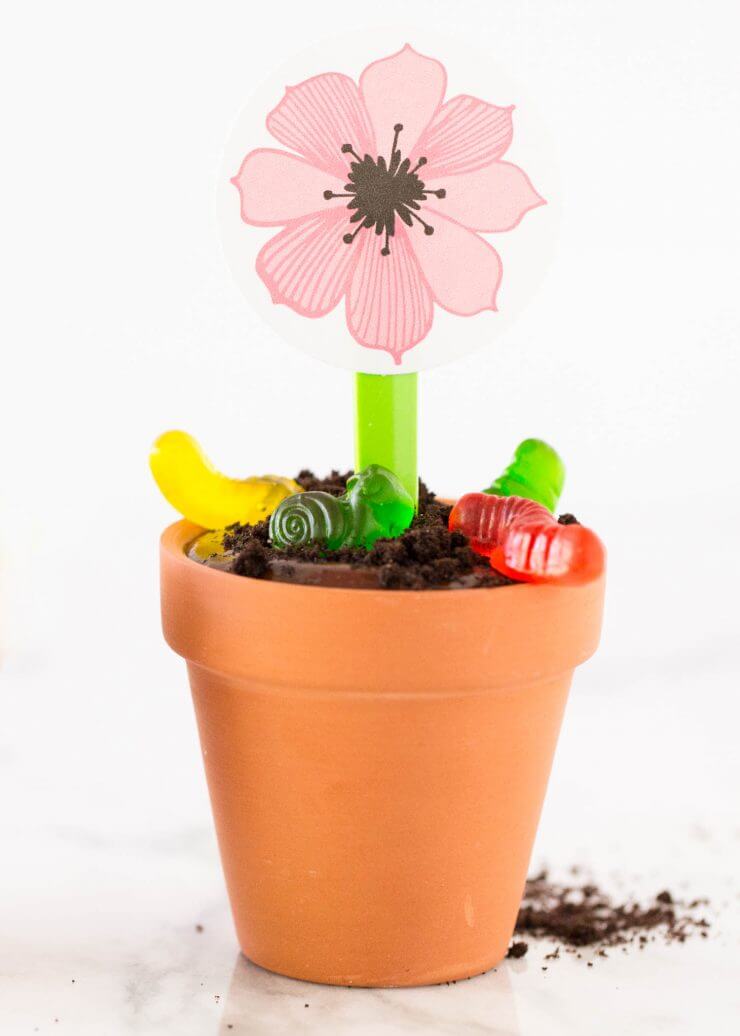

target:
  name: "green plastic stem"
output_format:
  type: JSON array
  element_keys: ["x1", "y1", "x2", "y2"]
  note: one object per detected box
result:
[{"x1": 354, "y1": 372, "x2": 418, "y2": 509}]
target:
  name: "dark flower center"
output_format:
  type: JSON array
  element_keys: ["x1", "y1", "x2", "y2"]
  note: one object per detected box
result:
[{"x1": 323, "y1": 124, "x2": 446, "y2": 256}]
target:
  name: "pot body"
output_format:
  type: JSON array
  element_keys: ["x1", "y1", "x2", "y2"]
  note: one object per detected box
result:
[{"x1": 161, "y1": 520, "x2": 605, "y2": 987}]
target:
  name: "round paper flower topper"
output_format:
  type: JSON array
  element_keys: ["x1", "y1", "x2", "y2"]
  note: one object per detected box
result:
[{"x1": 231, "y1": 44, "x2": 545, "y2": 368}]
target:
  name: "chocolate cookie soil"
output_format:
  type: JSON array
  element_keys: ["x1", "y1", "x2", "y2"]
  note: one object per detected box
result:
[
  {"x1": 507, "y1": 871, "x2": 710, "y2": 960},
  {"x1": 189, "y1": 470, "x2": 578, "y2": 591}
]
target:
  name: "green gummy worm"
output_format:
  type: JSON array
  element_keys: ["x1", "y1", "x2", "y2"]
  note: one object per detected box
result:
[{"x1": 485, "y1": 439, "x2": 565, "y2": 513}]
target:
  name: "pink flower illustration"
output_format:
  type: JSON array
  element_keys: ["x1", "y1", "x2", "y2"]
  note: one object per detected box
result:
[{"x1": 232, "y1": 45, "x2": 544, "y2": 365}]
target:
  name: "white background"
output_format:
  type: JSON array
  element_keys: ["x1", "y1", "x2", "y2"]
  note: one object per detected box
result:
[{"x1": 1, "y1": 2, "x2": 739, "y2": 1033}]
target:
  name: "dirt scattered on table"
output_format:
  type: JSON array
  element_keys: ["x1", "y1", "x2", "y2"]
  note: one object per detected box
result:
[{"x1": 506, "y1": 870, "x2": 710, "y2": 963}]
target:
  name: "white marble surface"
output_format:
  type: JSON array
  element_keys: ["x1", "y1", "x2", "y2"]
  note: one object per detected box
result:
[{"x1": 2, "y1": 630, "x2": 739, "y2": 1035}]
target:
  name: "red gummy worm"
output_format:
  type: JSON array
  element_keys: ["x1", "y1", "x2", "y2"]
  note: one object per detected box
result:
[
  {"x1": 449, "y1": 492, "x2": 605, "y2": 585},
  {"x1": 489, "y1": 519, "x2": 606, "y2": 586},
  {"x1": 449, "y1": 493, "x2": 550, "y2": 557}
]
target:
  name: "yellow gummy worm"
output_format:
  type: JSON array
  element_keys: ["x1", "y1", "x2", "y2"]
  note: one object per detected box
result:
[{"x1": 150, "y1": 430, "x2": 302, "y2": 529}]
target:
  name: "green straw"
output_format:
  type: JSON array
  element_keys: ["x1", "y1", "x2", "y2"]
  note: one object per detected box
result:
[{"x1": 354, "y1": 372, "x2": 418, "y2": 509}]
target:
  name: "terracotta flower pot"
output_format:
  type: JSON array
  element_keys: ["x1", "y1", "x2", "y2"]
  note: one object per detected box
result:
[{"x1": 161, "y1": 519, "x2": 605, "y2": 988}]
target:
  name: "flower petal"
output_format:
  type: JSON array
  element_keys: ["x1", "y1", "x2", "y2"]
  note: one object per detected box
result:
[
  {"x1": 417, "y1": 96, "x2": 514, "y2": 177},
  {"x1": 410, "y1": 213, "x2": 502, "y2": 315},
  {"x1": 359, "y1": 45, "x2": 446, "y2": 160},
  {"x1": 346, "y1": 226, "x2": 433, "y2": 364},
  {"x1": 232, "y1": 149, "x2": 349, "y2": 226},
  {"x1": 256, "y1": 210, "x2": 356, "y2": 317},
  {"x1": 424, "y1": 161, "x2": 545, "y2": 232},
  {"x1": 266, "y1": 73, "x2": 375, "y2": 178}
]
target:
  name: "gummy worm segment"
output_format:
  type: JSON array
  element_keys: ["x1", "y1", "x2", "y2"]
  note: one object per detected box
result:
[
  {"x1": 485, "y1": 438, "x2": 566, "y2": 513},
  {"x1": 489, "y1": 519, "x2": 605, "y2": 586},
  {"x1": 449, "y1": 492, "x2": 605, "y2": 585},
  {"x1": 149, "y1": 430, "x2": 302, "y2": 529}
]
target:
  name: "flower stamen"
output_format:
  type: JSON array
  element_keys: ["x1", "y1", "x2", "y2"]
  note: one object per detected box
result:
[
  {"x1": 325, "y1": 123, "x2": 445, "y2": 256},
  {"x1": 341, "y1": 144, "x2": 363, "y2": 162},
  {"x1": 342, "y1": 220, "x2": 372, "y2": 245},
  {"x1": 408, "y1": 211, "x2": 435, "y2": 235}
]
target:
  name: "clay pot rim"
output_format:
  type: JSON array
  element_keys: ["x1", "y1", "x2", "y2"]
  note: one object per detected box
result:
[
  {"x1": 162, "y1": 519, "x2": 605, "y2": 600},
  {"x1": 162, "y1": 517, "x2": 605, "y2": 700}
]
